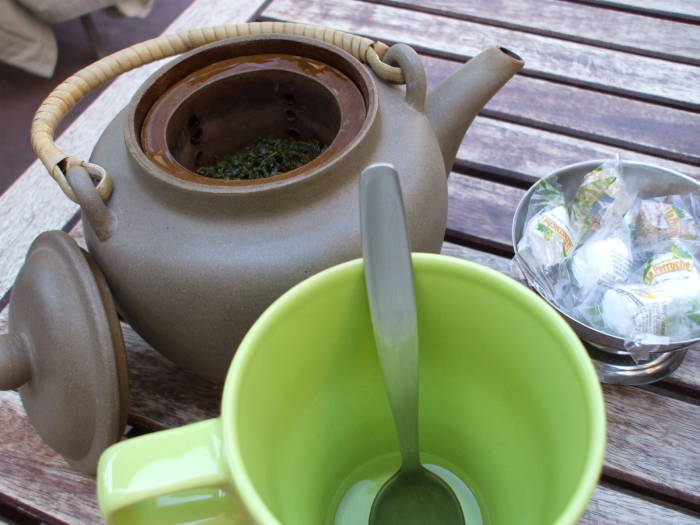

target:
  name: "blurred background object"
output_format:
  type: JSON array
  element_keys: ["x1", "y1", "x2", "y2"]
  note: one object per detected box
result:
[{"x1": 0, "y1": 0, "x2": 192, "y2": 194}]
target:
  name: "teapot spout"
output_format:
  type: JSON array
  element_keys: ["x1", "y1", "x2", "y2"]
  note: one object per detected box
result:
[{"x1": 426, "y1": 46, "x2": 524, "y2": 173}]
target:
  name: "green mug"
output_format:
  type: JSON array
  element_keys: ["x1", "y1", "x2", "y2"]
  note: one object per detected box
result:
[{"x1": 97, "y1": 254, "x2": 606, "y2": 525}]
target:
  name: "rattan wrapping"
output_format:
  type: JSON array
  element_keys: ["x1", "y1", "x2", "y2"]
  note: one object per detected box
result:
[{"x1": 30, "y1": 22, "x2": 404, "y2": 202}]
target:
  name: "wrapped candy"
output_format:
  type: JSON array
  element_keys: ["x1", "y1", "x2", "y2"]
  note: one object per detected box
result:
[
  {"x1": 522, "y1": 206, "x2": 575, "y2": 267},
  {"x1": 642, "y1": 244, "x2": 698, "y2": 285},
  {"x1": 601, "y1": 285, "x2": 673, "y2": 338},
  {"x1": 569, "y1": 159, "x2": 635, "y2": 239},
  {"x1": 571, "y1": 234, "x2": 632, "y2": 290},
  {"x1": 636, "y1": 197, "x2": 698, "y2": 249}
]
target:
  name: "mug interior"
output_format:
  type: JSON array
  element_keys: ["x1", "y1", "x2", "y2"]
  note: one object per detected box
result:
[{"x1": 225, "y1": 254, "x2": 605, "y2": 525}]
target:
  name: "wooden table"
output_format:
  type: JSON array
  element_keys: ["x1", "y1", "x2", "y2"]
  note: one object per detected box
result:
[{"x1": 1, "y1": 0, "x2": 699, "y2": 523}]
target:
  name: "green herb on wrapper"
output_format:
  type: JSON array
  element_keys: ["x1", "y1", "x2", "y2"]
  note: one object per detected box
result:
[
  {"x1": 569, "y1": 160, "x2": 634, "y2": 238},
  {"x1": 196, "y1": 136, "x2": 326, "y2": 180}
]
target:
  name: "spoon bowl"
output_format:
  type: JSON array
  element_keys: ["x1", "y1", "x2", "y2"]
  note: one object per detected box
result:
[
  {"x1": 369, "y1": 467, "x2": 464, "y2": 525},
  {"x1": 360, "y1": 163, "x2": 465, "y2": 525}
]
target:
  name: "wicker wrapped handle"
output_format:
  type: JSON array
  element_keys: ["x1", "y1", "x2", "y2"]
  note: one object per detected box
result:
[{"x1": 31, "y1": 21, "x2": 404, "y2": 203}]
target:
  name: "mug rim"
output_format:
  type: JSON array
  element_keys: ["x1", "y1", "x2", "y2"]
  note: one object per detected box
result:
[{"x1": 221, "y1": 253, "x2": 606, "y2": 525}]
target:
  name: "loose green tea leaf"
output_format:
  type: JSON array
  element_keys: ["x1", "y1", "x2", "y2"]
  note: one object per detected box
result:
[{"x1": 196, "y1": 136, "x2": 326, "y2": 180}]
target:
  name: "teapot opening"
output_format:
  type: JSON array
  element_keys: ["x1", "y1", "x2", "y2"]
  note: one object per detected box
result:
[{"x1": 133, "y1": 37, "x2": 374, "y2": 188}]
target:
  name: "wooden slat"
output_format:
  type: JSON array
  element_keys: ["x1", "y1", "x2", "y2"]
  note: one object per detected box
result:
[
  {"x1": 3, "y1": 0, "x2": 699, "y2": 304},
  {"x1": 375, "y1": 0, "x2": 700, "y2": 64},
  {"x1": 603, "y1": 385, "x2": 700, "y2": 507},
  {"x1": 4, "y1": 116, "x2": 698, "y2": 306},
  {"x1": 581, "y1": 484, "x2": 700, "y2": 524},
  {"x1": 446, "y1": 174, "x2": 700, "y2": 393},
  {"x1": 667, "y1": 349, "x2": 700, "y2": 392},
  {"x1": 455, "y1": 117, "x2": 700, "y2": 185},
  {"x1": 117, "y1": 241, "x2": 698, "y2": 506},
  {"x1": 446, "y1": 172, "x2": 522, "y2": 250},
  {"x1": 0, "y1": 1, "x2": 267, "y2": 523},
  {"x1": 125, "y1": 328, "x2": 222, "y2": 430},
  {"x1": 1, "y1": 241, "x2": 699, "y2": 523},
  {"x1": 263, "y1": 0, "x2": 700, "y2": 108},
  {"x1": 571, "y1": 0, "x2": 700, "y2": 24},
  {"x1": 2, "y1": 354, "x2": 697, "y2": 525},
  {"x1": 0, "y1": 392, "x2": 99, "y2": 525},
  {"x1": 423, "y1": 55, "x2": 700, "y2": 166},
  {"x1": 442, "y1": 243, "x2": 700, "y2": 506}
]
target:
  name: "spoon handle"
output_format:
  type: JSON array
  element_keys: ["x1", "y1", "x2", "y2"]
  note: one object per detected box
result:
[{"x1": 360, "y1": 164, "x2": 421, "y2": 471}]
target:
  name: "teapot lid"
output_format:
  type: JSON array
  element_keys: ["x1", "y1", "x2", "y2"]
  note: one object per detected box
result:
[{"x1": 1, "y1": 231, "x2": 128, "y2": 474}]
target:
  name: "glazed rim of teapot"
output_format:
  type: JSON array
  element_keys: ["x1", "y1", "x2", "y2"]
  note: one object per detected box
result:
[{"x1": 129, "y1": 35, "x2": 378, "y2": 193}]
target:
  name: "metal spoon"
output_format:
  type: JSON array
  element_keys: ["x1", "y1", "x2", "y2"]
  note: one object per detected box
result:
[{"x1": 360, "y1": 164, "x2": 465, "y2": 525}]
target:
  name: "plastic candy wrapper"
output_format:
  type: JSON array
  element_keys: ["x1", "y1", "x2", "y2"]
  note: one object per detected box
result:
[
  {"x1": 516, "y1": 159, "x2": 700, "y2": 362},
  {"x1": 634, "y1": 195, "x2": 698, "y2": 249},
  {"x1": 570, "y1": 159, "x2": 636, "y2": 240}
]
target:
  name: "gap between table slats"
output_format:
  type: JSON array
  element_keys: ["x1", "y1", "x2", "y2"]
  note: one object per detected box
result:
[
  {"x1": 361, "y1": 0, "x2": 700, "y2": 66},
  {"x1": 262, "y1": 0, "x2": 700, "y2": 110},
  {"x1": 561, "y1": 0, "x2": 700, "y2": 24},
  {"x1": 444, "y1": 172, "x2": 700, "y2": 394},
  {"x1": 73, "y1": 221, "x2": 700, "y2": 509},
  {"x1": 1, "y1": 235, "x2": 699, "y2": 523}
]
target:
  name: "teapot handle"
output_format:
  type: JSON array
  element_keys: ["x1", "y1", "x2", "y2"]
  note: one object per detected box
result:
[
  {"x1": 384, "y1": 44, "x2": 427, "y2": 112},
  {"x1": 31, "y1": 22, "x2": 407, "y2": 204}
]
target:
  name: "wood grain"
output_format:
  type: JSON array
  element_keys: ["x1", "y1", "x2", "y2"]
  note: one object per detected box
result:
[
  {"x1": 603, "y1": 385, "x2": 700, "y2": 506},
  {"x1": 455, "y1": 117, "x2": 700, "y2": 185},
  {"x1": 580, "y1": 484, "x2": 700, "y2": 524},
  {"x1": 2, "y1": 379, "x2": 699, "y2": 525},
  {"x1": 423, "y1": 55, "x2": 700, "y2": 166},
  {"x1": 446, "y1": 172, "x2": 523, "y2": 250},
  {"x1": 667, "y1": 348, "x2": 700, "y2": 392},
  {"x1": 0, "y1": 392, "x2": 100, "y2": 525},
  {"x1": 0, "y1": 1, "x2": 265, "y2": 523},
  {"x1": 1, "y1": 0, "x2": 699, "y2": 521},
  {"x1": 443, "y1": 242, "x2": 700, "y2": 504},
  {"x1": 1, "y1": 241, "x2": 699, "y2": 522},
  {"x1": 2, "y1": 0, "x2": 699, "y2": 304},
  {"x1": 123, "y1": 327, "x2": 222, "y2": 430},
  {"x1": 374, "y1": 0, "x2": 700, "y2": 64},
  {"x1": 263, "y1": 0, "x2": 700, "y2": 108},
  {"x1": 569, "y1": 0, "x2": 700, "y2": 23}
]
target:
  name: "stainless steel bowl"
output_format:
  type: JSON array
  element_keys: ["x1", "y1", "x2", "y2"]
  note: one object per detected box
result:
[{"x1": 512, "y1": 159, "x2": 700, "y2": 384}]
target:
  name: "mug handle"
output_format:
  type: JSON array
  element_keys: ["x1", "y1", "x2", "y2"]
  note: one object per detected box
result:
[{"x1": 98, "y1": 418, "x2": 239, "y2": 524}]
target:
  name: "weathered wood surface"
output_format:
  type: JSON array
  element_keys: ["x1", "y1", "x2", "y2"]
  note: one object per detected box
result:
[
  {"x1": 2, "y1": 0, "x2": 700, "y2": 522},
  {"x1": 580, "y1": 484, "x2": 700, "y2": 524},
  {"x1": 423, "y1": 55, "x2": 700, "y2": 166},
  {"x1": 3, "y1": 242, "x2": 700, "y2": 523},
  {"x1": 3, "y1": 0, "x2": 699, "y2": 302},
  {"x1": 442, "y1": 244, "x2": 700, "y2": 506},
  {"x1": 0, "y1": 392, "x2": 100, "y2": 525},
  {"x1": 668, "y1": 349, "x2": 700, "y2": 392},
  {"x1": 264, "y1": 0, "x2": 700, "y2": 108},
  {"x1": 445, "y1": 173, "x2": 700, "y2": 393},
  {"x1": 376, "y1": 0, "x2": 700, "y2": 64},
  {"x1": 571, "y1": 0, "x2": 700, "y2": 23}
]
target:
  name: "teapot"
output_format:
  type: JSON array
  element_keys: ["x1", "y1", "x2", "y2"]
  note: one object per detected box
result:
[{"x1": 30, "y1": 22, "x2": 524, "y2": 383}]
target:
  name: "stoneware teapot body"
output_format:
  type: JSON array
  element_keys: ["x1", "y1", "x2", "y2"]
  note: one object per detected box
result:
[{"x1": 72, "y1": 35, "x2": 523, "y2": 382}]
